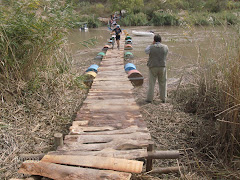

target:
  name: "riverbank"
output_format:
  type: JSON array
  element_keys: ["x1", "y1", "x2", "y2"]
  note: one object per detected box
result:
[{"x1": 71, "y1": 0, "x2": 240, "y2": 27}]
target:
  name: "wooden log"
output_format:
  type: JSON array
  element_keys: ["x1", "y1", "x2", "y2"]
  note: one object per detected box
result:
[
  {"x1": 18, "y1": 161, "x2": 131, "y2": 180},
  {"x1": 146, "y1": 143, "x2": 154, "y2": 172},
  {"x1": 147, "y1": 150, "x2": 180, "y2": 159},
  {"x1": 48, "y1": 149, "x2": 148, "y2": 160},
  {"x1": 149, "y1": 166, "x2": 182, "y2": 174},
  {"x1": 54, "y1": 133, "x2": 63, "y2": 150},
  {"x1": 41, "y1": 155, "x2": 143, "y2": 173}
]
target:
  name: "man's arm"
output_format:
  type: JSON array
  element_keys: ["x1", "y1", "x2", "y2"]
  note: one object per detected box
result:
[{"x1": 145, "y1": 45, "x2": 151, "y2": 54}]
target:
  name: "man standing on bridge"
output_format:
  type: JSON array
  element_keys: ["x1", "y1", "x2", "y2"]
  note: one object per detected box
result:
[{"x1": 145, "y1": 34, "x2": 168, "y2": 103}]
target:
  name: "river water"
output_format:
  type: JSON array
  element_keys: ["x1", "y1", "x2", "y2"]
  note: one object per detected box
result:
[{"x1": 68, "y1": 26, "x2": 234, "y2": 80}]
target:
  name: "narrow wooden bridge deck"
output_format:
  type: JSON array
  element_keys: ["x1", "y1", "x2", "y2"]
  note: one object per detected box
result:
[{"x1": 18, "y1": 35, "x2": 154, "y2": 179}]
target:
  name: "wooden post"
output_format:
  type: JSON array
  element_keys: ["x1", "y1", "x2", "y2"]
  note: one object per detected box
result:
[
  {"x1": 146, "y1": 143, "x2": 154, "y2": 172},
  {"x1": 54, "y1": 133, "x2": 63, "y2": 150}
]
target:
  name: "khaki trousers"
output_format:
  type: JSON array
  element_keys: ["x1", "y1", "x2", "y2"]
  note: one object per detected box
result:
[{"x1": 146, "y1": 67, "x2": 167, "y2": 102}]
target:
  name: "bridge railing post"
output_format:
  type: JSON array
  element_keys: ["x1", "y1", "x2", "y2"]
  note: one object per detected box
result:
[
  {"x1": 54, "y1": 132, "x2": 63, "y2": 150},
  {"x1": 146, "y1": 143, "x2": 154, "y2": 172}
]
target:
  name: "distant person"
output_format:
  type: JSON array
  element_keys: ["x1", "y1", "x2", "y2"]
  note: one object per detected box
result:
[
  {"x1": 145, "y1": 34, "x2": 168, "y2": 103},
  {"x1": 112, "y1": 25, "x2": 122, "y2": 50}
]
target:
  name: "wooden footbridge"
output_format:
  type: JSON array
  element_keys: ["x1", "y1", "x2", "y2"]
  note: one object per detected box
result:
[{"x1": 17, "y1": 32, "x2": 180, "y2": 180}]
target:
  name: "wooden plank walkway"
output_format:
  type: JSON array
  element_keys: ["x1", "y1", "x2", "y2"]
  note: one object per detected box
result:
[{"x1": 18, "y1": 34, "x2": 153, "y2": 180}]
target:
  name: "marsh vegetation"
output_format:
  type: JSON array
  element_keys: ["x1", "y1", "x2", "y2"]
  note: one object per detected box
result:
[{"x1": 0, "y1": 0, "x2": 239, "y2": 179}]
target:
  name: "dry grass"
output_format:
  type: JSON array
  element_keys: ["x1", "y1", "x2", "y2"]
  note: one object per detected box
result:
[
  {"x1": 132, "y1": 50, "x2": 240, "y2": 179},
  {"x1": 0, "y1": 62, "x2": 89, "y2": 179}
]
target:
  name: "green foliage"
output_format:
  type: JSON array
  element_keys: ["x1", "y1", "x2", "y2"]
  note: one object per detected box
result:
[
  {"x1": 187, "y1": 12, "x2": 211, "y2": 26},
  {"x1": 109, "y1": 0, "x2": 144, "y2": 13},
  {"x1": 181, "y1": 11, "x2": 239, "y2": 26},
  {"x1": 0, "y1": 0, "x2": 71, "y2": 80},
  {"x1": 120, "y1": 12, "x2": 148, "y2": 26},
  {"x1": 151, "y1": 11, "x2": 179, "y2": 26},
  {"x1": 225, "y1": 13, "x2": 239, "y2": 25},
  {"x1": 78, "y1": 15, "x2": 101, "y2": 28},
  {"x1": 205, "y1": 0, "x2": 228, "y2": 13}
]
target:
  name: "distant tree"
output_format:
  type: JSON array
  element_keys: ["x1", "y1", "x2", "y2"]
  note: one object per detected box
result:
[{"x1": 109, "y1": 0, "x2": 144, "y2": 13}]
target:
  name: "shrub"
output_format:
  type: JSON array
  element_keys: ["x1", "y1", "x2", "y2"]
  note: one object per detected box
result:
[
  {"x1": 205, "y1": 0, "x2": 228, "y2": 13},
  {"x1": 78, "y1": 15, "x2": 101, "y2": 28},
  {"x1": 190, "y1": 13, "x2": 211, "y2": 26},
  {"x1": 225, "y1": 13, "x2": 239, "y2": 25},
  {"x1": 151, "y1": 11, "x2": 179, "y2": 26},
  {"x1": 120, "y1": 12, "x2": 148, "y2": 26}
]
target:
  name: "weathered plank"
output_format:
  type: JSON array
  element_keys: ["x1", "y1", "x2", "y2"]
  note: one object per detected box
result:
[
  {"x1": 72, "y1": 121, "x2": 89, "y2": 126},
  {"x1": 41, "y1": 155, "x2": 143, "y2": 173},
  {"x1": 90, "y1": 85, "x2": 133, "y2": 91},
  {"x1": 49, "y1": 148, "x2": 148, "y2": 159},
  {"x1": 83, "y1": 98, "x2": 136, "y2": 105},
  {"x1": 69, "y1": 126, "x2": 115, "y2": 133},
  {"x1": 18, "y1": 161, "x2": 131, "y2": 180},
  {"x1": 64, "y1": 132, "x2": 151, "y2": 144},
  {"x1": 70, "y1": 125, "x2": 147, "y2": 135},
  {"x1": 81, "y1": 104, "x2": 139, "y2": 112},
  {"x1": 74, "y1": 111, "x2": 146, "y2": 129},
  {"x1": 58, "y1": 138, "x2": 151, "y2": 151}
]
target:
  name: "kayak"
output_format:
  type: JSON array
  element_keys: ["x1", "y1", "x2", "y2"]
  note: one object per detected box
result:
[{"x1": 132, "y1": 30, "x2": 154, "y2": 36}]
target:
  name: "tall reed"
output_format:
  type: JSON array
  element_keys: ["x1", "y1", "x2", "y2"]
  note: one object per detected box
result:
[
  {"x1": 177, "y1": 24, "x2": 240, "y2": 162},
  {"x1": 0, "y1": 0, "x2": 74, "y2": 81},
  {"x1": 0, "y1": 1, "x2": 89, "y2": 178}
]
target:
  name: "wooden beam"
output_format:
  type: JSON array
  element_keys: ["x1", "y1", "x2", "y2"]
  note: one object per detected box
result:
[
  {"x1": 18, "y1": 161, "x2": 131, "y2": 180},
  {"x1": 146, "y1": 143, "x2": 154, "y2": 172},
  {"x1": 54, "y1": 133, "x2": 63, "y2": 150}
]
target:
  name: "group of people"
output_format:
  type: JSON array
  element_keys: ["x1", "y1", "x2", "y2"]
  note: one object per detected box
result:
[
  {"x1": 109, "y1": 13, "x2": 121, "y2": 29},
  {"x1": 110, "y1": 22, "x2": 168, "y2": 103}
]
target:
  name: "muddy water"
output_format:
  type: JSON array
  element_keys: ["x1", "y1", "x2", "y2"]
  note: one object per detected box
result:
[{"x1": 68, "y1": 26, "x2": 233, "y2": 79}]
